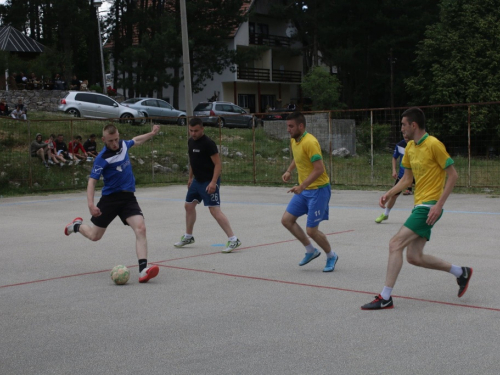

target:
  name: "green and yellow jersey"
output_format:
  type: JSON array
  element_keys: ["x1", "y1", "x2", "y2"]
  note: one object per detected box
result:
[
  {"x1": 291, "y1": 131, "x2": 330, "y2": 190},
  {"x1": 402, "y1": 133, "x2": 454, "y2": 206}
]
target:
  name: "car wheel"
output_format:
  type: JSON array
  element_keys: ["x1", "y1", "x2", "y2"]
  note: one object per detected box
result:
[
  {"x1": 140, "y1": 112, "x2": 148, "y2": 125},
  {"x1": 65, "y1": 108, "x2": 80, "y2": 117},
  {"x1": 120, "y1": 113, "x2": 134, "y2": 124},
  {"x1": 247, "y1": 119, "x2": 254, "y2": 129},
  {"x1": 218, "y1": 118, "x2": 225, "y2": 128},
  {"x1": 177, "y1": 116, "x2": 187, "y2": 126}
]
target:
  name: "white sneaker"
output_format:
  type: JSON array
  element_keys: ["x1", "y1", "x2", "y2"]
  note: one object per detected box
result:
[
  {"x1": 139, "y1": 265, "x2": 159, "y2": 283},
  {"x1": 74, "y1": 159, "x2": 80, "y2": 165},
  {"x1": 64, "y1": 217, "x2": 83, "y2": 236},
  {"x1": 222, "y1": 239, "x2": 241, "y2": 253},
  {"x1": 48, "y1": 160, "x2": 54, "y2": 165},
  {"x1": 174, "y1": 235, "x2": 195, "y2": 248}
]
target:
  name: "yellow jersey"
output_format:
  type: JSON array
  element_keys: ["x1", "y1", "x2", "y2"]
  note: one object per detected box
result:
[
  {"x1": 291, "y1": 131, "x2": 330, "y2": 190},
  {"x1": 402, "y1": 133, "x2": 454, "y2": 206}
]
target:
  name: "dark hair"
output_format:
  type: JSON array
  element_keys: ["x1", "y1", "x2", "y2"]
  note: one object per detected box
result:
[
  {"x1": 75, "y1": 135, "x2": 82, "y2": 141},
  {"x1": 50, "y1": 133, "x2": 56, "y2": 138},
  {"x1": 402, "y1": 107, "x2": 426, "y2": 130},
  {"x1": 57, "y1": 133, "x2": 63, "y2": 137},
  {"x1": 89, "y1": 134, "x2": 96, "y2": 138},
  {"x1": 286, "y1": 111, "x2": 306, "y2": 127},
  {"x1": 189, "y1": 117, "x2": 203, "y2": 127},
  {"x1": 103, "y1": 124, "x2": 118, "y2": 134}
]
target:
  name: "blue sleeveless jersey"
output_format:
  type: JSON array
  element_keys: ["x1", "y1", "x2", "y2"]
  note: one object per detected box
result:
[{"x1": 90, "y1": 140, "x2": 136, "y2": 195}]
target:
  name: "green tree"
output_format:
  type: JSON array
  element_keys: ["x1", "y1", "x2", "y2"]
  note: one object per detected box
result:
[
  {"x1": 405, "y1": 0, "x2": 500, "y2": 155},
  {"x1": 301, "y1": 66, "x2": 342, "y2": 110}
]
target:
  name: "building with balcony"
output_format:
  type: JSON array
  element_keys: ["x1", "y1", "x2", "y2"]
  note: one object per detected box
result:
[{"x1": 194, "y1": 0, "x2": 303, "y2": 114}]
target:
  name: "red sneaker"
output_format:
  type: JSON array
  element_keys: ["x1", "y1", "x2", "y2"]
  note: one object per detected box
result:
[
  {"x1": 64, "y1": 217, "x2": 83, "y2": 236},
  {"x1": 139, "y1": 265, "x2": 159, "y2": 283}
]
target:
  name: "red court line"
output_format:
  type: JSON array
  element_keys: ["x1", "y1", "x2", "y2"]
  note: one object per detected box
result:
[
  {"x1": 0, "y1": 230, "x2": 353, "y2": 289},
  {"x1": 157, "y1": 264, "x2": 500, "y2": 312},
  {"x1": 154, "y1": 229, "x2": 355, "y2": 264}
]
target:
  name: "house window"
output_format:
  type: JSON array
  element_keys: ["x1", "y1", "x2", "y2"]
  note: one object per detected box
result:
[
  {"x1": 238, "y1": 94, "x2": 256, "y2": 113},
  {"x1": 260, "y1": 95, "x2": 275, "y2": 112}
]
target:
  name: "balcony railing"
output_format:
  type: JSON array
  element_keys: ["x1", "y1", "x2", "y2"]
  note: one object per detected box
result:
[
  {"x1": 237, "y1": 67, "x2": 270, "y2": 81},
  {"x1": 272, "y1": 69, "x2": 302, "y2": 83},
  {"x1": 249, "y1": 32, "x2": 291, "y2": 47}
]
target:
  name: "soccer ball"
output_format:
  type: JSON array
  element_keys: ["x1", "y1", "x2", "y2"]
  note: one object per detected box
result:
[{"x1": 110, "y1": 265, "x2": 130, "y2": 285}]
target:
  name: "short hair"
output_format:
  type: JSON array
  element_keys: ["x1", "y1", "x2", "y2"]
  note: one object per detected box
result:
[
  {"x1": 189, "y1": 117, "x2": 203, "y2": 127},
  {"x1": 286, "y1": 111, "x2": 306, "y2": 127},
  {"x1": 89, "y1": 134, "x2": 96, "y2": 138},
  {"x1": 50, "y1": 133, "x2": 56, "y2": 138},
  {"x1": 103, "y1": 124, "x2": 118, "y2": 134},
  {"x1": 75, "y1": 135, "x2": 82, "y2": 141},
  {"x1": 57, "y1": 133, "x2": 63, "y2": 137},
  {"x1": 402, "y1": 107, "x2": 426, "y2": 130}
]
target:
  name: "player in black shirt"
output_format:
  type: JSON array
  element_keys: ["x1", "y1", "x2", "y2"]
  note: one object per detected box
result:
[
  {"x1": 83, "y1": 134, "x2": 98, "y2": 158},
  {"x1": 174, "y1": 118, "x2": 241, "y2": 253}
]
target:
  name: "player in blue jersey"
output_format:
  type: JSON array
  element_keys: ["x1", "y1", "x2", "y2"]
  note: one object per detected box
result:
[
  {"x1": 374, "y1": 134, "x2": 412, "y2": 223},
  {"x1": 64, "y1": 124, "x2": 160, "y2": 283}
]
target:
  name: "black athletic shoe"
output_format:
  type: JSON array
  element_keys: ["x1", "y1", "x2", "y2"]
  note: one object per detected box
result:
[
  {"x1": 361, "y1": 294, "x2": 394, "y2": 310},
  {"x1": 457, "y1": 267, "x2": 473, "y2": 297}
]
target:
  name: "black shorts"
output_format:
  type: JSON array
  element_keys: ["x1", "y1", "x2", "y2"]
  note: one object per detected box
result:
[{"x1": 91, "y1": 192, "x2": 143, "y2": 228}]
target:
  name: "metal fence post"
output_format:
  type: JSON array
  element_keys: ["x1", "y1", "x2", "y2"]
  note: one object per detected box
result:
[
  {"x1": 328, "y1": 111, "x2": 333, "y2": 184},
  {"x1": 370, "y1": 110, "x2": 374, "y2": 181},
  {"x1": 27, "y1": 119, "x2": 33, "y2": 190},
  {"x1": 252, "y1": 116, "x2": 256, "y2": 184},
  {"x1": 467, "y1": 105, "x2": 471, "y2": 188}
]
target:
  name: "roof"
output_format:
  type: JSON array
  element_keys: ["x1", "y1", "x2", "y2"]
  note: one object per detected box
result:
[{"x1": 0, "y1": 25, "x2": 45, "y2": 53}]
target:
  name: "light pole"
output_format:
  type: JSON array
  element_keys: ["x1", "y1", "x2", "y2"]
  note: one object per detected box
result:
[{"x1": 92, "y1": 0, "x2": 107, "y2": 94}]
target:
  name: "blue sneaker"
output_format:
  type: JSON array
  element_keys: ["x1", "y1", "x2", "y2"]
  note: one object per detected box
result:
[
  {"x1": 299, "y1": 249, "x2": 321, "y2": 266},
  {"x1": 323, "y1": 253, "x2": 339, "y2": 272}
]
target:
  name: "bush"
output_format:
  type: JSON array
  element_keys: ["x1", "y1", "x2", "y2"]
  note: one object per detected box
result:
[{"x1": 356, "y1": 120, "x2": 391, "y2": 153}]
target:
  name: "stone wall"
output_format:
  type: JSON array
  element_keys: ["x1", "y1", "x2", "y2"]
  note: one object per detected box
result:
[
  {"x1": 263, "y1": 113, "x2": 356, "y2": 155},
  {"x1": 0, "y1": 90, "x2": 125, "y2": 113}
]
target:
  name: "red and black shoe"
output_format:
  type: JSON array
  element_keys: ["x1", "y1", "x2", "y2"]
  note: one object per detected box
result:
[
  {"x1": 361, "y1": 294, "x2": 394, "y2": 310},
  {"x1": 457, "y1": 267, "x2": 473, "y2": 297}
]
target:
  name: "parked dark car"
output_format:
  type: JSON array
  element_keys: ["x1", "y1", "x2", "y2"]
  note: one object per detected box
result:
[{"x1": 193, "y1": 101, "x2": 260, "y2": 128}]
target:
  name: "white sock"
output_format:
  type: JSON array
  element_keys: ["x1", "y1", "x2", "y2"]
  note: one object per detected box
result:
[
  {"x1": 228, "y1": 236, "x2": 237, "y2": 241},
  {"x1": 449, "y1": 264, "x2": 463, "y2": 278},
  {"x1": 384, "y1": 208, "x2": 391, "y2": 216},
  {"x1": 326, "y1": 251, "x2": 336, "y2": 259},
  {"x1": 305, "y1": 244, "x2": 315, "y2": 253},
  {"x1": 381, "y1": 286, "x2": 393, "y2": 300},
  {"x1": 184, "y1": 234, "x2": 193, "y2": 239}
]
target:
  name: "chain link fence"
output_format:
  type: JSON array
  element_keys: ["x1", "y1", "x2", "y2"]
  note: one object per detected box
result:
[{"x1": 1, "y1": 102, "x2": 500, "y2": 195}]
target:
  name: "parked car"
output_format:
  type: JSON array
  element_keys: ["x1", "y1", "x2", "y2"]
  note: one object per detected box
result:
[
  {"x1": 122, "y1": 98, "x2": 187, "y2": 125},
  {"x1": 58, "y1": 92, "x2": 143, "y2": 124},
  {"x1": 193, "y1": 101, "x2": 260, "y2": 128}
]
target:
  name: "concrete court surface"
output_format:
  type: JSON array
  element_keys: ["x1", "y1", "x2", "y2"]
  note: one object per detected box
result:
[{"x1": 1, "y1": 185, "x2": 499, "y2": 375}]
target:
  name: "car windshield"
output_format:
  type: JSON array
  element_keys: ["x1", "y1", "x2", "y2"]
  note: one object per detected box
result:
[
  {"x1": 122, "y1": 98, "x2": 142, "y2": 104},
  {"x1": 194, "y1": 103, "x2": 212, "y2": 111}
]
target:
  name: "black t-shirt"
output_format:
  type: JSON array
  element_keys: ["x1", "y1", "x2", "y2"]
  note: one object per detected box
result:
[
  {"x1": 55, "y1": 140, "x2": 68, "y2": 153},
  {"x1": 83, "y1": 139, "x2": 97, "y2": 153},
  {"x1": 188, "y1": 134, "x2": 218, "y2": 182}
]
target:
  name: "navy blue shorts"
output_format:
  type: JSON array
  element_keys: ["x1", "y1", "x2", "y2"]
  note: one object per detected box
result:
[
  {"x1": 286, "y1": 185, "x2": 331, "y2": 228},
  {"x1": 185, "y1": 178, "x2": 221, "y2": 207}
]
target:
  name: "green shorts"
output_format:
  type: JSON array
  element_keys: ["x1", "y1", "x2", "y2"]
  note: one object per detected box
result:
[{"x1": 403, "y1": 204, "x2": 443, "y2": 241}]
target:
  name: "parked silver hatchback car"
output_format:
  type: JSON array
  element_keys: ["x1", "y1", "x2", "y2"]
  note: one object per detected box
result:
[
  {"x1": 193, "y1": 101, "x2": 259, "y2": 128},
  {"x1": 122, "y1": 97, "x2": 187, "y2": 125},
  {"x1": 58, "y1": 92, "x2": 143, "y2": 123}
]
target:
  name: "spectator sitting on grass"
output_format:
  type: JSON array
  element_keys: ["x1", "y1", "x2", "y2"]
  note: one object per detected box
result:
[
  {"x1": 0, "y1": 98, "x2": 10, "y2": 116},
  {"x1": 31, "y1": 133, "x2": 50, "y2": 168},
  {"x1": 11, "y1": 105, "x2": 27, "y2": 120},
  {"x1": 68, "y1": 135, "x2": 88, "y2": 162},
  {"x1": 45, "y1": 134, "x2": 68, "y2": 166},
  {"x1": 83, "y1": 134, "x2": 98, "y2": 158},
  {"x1": 55, "y1": 134, "x2": 71, "y2": 162}
]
